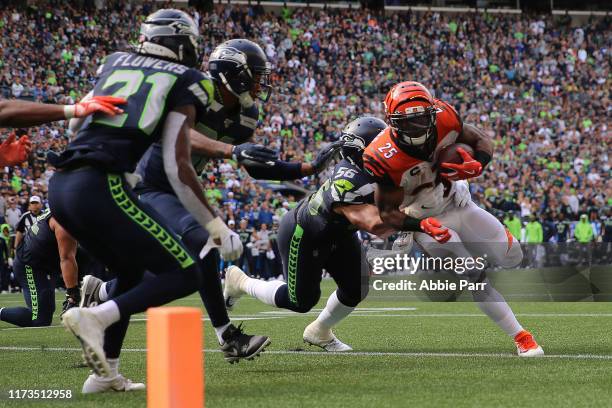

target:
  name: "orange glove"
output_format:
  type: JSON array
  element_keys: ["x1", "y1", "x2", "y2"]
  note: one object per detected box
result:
[
  {"x1": 420, "y1": 217, "x2": 451, "y2": 243},
  {"x1": 65, "y1": 96, "x2": 127, "y2": 119},
  {"x1": 440, "y1": 147, "x2": 483, "y2": 181},
  {"x1": 0, "y1": 133, "x2": 31, "y2": 167}
]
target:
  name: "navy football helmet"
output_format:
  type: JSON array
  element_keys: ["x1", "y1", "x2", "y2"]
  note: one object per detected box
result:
[
  {"x1": 137, "y1": 9, "x2": 200, "y2": 68},
  {"x1": 208, "y1": 39, "x2": 271, "y2": 108}
]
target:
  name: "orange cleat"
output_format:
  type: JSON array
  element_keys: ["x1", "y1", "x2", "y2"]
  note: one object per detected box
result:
[{"x1": 514, "y1": 330, "x2": 544, "y2": 357}]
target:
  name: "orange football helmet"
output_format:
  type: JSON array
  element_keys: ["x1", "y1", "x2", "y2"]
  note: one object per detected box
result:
[{"x1": 383, "y1": 81, "x2": 437, "y2": 157}]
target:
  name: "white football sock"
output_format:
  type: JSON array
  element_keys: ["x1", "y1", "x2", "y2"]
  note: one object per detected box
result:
[
  {"x1": 99, "y1": 282, "x2": 109, "y2": 302},
  {"x1": 90, "y1": 300, "x2": 121, "y2": 328},
  {"x1": 245, "y1": 279, "x2": 284, "y2": 307},
  {"x1": 214, "y1": 322, "x2": 232, "y2": 344},
  {"x1": 472, "y1": 278, "x2": 523, "y2": 337},
  {"x1": 108, "y1": 358, "x2": 119, "y2": 377},
  {"x1": 315, "y1": 290, "x2": 355, "y2": 330}
]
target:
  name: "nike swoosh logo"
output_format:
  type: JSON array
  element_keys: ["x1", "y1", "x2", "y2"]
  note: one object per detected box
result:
[
  {"x1": 421, "y1": 205, "x2": 435, "y2": 209},
  {"x1": 464, "y1": 170, "x2": 476, "y2": 175}
]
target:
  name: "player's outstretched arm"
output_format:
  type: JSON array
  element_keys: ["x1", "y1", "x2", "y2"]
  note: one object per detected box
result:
[
  {"x1": 189, "y1": 129, "x2": 277, "y2": 163},
  {"x1": 0, "y1": 96, "x2": 126, "y2": 128},
  {"x1": 376, "y1": 184, "x2": 451, "y2": 243},
  {"x1": 334, "y1": 204, "x2": 395, "y2": 237},
  {"x1": 163, "y1": 106, "x2": 242, "y2": 261},
  {"x1": 242, "y1": 140, "x2": 342, "y2": 180}
]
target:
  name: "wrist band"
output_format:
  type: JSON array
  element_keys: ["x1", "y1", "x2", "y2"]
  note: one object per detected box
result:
[
  {"x1": 401, "y1": 216, "x2": 422, "y2": 232},
  {"x1": 474, "y1": 150, "x2": 492, "y2": 167},
  {"x1": 63, "y1": 105, "x2": 75, "y2": 119}
]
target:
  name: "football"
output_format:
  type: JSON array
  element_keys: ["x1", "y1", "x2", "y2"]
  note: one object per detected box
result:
[{"x1": 435, "y1": 143, "x2": 475, "y2": 173}]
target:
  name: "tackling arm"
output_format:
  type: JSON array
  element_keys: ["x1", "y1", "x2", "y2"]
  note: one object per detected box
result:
[
  {"x1": 190, "y1": 129, "x2": 319, "y2": 180},
  {"x1": 375, "y1": 184, "x2": 451, "y2": 243},
  {"x1": 242, "y1": 140, "x2": 342, "y2": 180},
  {"x1": 333, "y1": 204, "x2": 395, "y2": 238}
]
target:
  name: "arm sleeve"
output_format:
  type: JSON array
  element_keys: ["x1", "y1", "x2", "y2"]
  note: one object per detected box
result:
[{"x1": 243, "y1": 160, "x2": 303, "y2": 180}]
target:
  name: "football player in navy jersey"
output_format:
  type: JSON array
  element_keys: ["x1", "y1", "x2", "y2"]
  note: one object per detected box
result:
[
  {"x1": 79, "y1": 39, "x2": 341, "y2": 364},
  {"x1": 223, "y1": 117, "x2": 446, "y2": 351},
  {"x1": 49, "y1": 9, "x2": 243, "y2": 393},
  {"x1": 0, "y1": 210, "x2": 78, "y2": 328}
]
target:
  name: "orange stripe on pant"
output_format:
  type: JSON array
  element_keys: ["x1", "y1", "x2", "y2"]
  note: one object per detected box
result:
[
  {"x1": 504, "y1": 227, "x2": 514, "y2": 255},
  {"x1": 147, "y1": 307, "x2": 204, "y2": 408}
]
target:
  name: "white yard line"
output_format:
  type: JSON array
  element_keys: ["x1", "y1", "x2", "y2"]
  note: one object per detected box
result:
[
  {"x1": 255, "y1": 311, "x2": 612, "y2": 317},
  {"x1": 0, "y1": 346, "x2": 611, "y2": 360},
  {"x1": 2, "y1": 312, "x2": 612, "y2": 332}
]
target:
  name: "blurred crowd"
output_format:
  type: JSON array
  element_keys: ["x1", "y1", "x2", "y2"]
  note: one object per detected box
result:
[{"x1": 0, "y1": 1, "x2": 609, "y2": 285}]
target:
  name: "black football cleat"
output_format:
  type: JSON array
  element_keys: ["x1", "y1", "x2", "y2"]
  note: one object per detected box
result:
[{"x1": 220, "y1": 323, "x2": 271, "y2": 364}]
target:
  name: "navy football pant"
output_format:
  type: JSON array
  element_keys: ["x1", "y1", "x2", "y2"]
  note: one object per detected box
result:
[
  {"x1": 0, "y1": 257, "x2": 55, "y2": 327},
  {"x1": 49, "y1": 168, "x2": 201, "y2": 358},
  {"x1": 105, "y1": 189, "x2": 229, "y2": 328},
  {"x1": 274, "y1": 209, "x2": 369, "y2": 313}
]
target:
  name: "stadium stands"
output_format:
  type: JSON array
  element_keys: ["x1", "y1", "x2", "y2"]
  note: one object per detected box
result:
[{"x1": 0, "y1": 2, "x2": 609, "y2": 287}]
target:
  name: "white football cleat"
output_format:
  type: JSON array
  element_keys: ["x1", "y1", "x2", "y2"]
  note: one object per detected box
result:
[
  {"x1": 514, "y1": 330, "x2": 544, "y2": 357},
  {"x1": 224, "y1": 266, "x2": 249, "y2": 310},
  {"x1": 80, "y1": 275, "x2": 104, "y2": 308},
  {"x1": 82, "y1": 373, "x2": 145, "y2": 394},
  {"x1": 62, "y1": 308, "x2": 110, "y2": 376},
  {"x1": 303, "y1": 321, "x2": 353, "y2": 352}
]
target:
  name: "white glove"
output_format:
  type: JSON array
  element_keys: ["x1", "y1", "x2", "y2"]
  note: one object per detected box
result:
[
  {"x1": 123, "y1": 172, "x2": 142, "y2": 189},
  {"x1": 403, "y1": 183, "x2": 444, "y2": 218},
  {"x1": 453, "y1": 180, "x2": 471, "y2": 208},
  {"x1": 204, "y1": 217, "x2": 243, "y2": 261}
]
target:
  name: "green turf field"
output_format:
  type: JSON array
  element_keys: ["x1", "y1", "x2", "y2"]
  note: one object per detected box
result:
[{"x1": 1, "y1": 279, "x2": 612, "y2": 408}]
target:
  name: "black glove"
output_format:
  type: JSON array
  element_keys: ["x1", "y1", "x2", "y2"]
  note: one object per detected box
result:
[
  {"x1": 61, "y1": 286, "x2": 81, "y2": 316},
  {"x1": 311, "y1": 141, "x2": 343, "y2": 174},
  {"x1": 232, "y1": 143, "x2": 278, "y2": 165}
]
